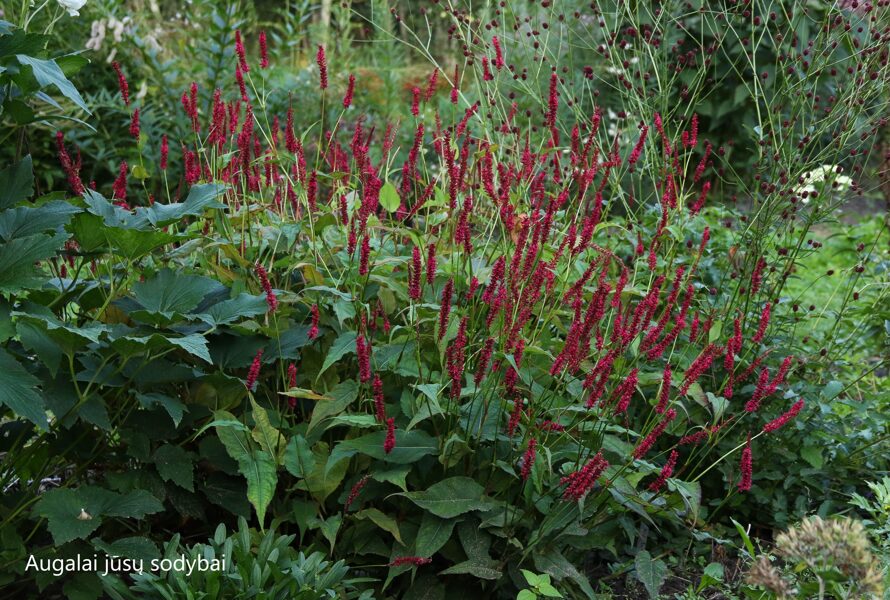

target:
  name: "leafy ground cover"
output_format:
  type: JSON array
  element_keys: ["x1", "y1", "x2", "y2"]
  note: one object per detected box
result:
[{"x1": 0, "y1": 1, "x2": 888, "y2": 598}]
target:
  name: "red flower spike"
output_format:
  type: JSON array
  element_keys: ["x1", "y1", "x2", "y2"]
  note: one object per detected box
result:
[
  {"x1": 235, "y1": 30, "x2": 249, "y2": 72},
  {"x1": 763, "y1": 399, "x2": 804, "y2": 433},
  {"x1": 648, "y1": 450, "x2": 679, "y2": 492},
  {"x1": 259, "y1": 30, "x2": 269, "y2": 69},
  {"x1": 254, "y1": 263, "x2": 278, "y2": 313},
  {"x1": 112, "y1": 161, "x2": 128, "y2": 201},
  {"x1": 753, "y1": 302, "x2": 771, "y2": 343},
  {"x1": 356, "y1": 334, "x2": 371, "y2": 383},
  {"x1": 655, "y1": 365, "x2": 672, "y2": 414},
  {"x1": 308, "y1": 304, "x2": 320, "y2": 340},
  {"x1": 112, "y1": 61, "x2": 129, "y2": 106},
  {"x1": 343, "y1": 73, "x2": 355, "y2": 108},
  {"x1": 633, "y1": 409, "x2": 677, "y2": 459},
  {"x1": 246, "y1": 348, "x2": 263, "y2": 391},
  {"x1": 129, "y1": 108, "x2": 140, "y2": 140},
  {"x1": 373, "y1": 375, "x2": 386, "y2": 423},
  {"x1": 560, "y1": 452, "x2": 609, "y2": 501},
  {"x1": 388, "y1": 556, "x2": 430, "y2": 567},
  {"x1": 344, "y1": 475, "x2": 370, "y2": 511},
  {"x1": 316, "y1": 45, "x2": 328, "y2": 90},
  {"x1": 520, "y1": 438, "x2": 537, "y2": 481},
  {"x1": 287, "y1": 363, "x2": 297, "y2": 388},
  {"x1": 383, "y1": 417, "x2": 396, "y2": 454},
  {"x1": 437, "y1": 279, "x2": 453, "y2": 340}
]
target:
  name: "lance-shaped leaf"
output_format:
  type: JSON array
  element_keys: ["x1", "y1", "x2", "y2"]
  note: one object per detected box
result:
[{"x1": 399, "y1": 477, "x2": 494, "y2": 519}]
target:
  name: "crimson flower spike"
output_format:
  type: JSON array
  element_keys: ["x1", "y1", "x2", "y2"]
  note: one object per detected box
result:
[{"x1": 316, "y1": 45, "x2": 328, "y2": 90}]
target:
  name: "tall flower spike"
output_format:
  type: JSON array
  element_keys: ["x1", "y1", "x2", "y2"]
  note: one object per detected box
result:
[
  {"x1": 763, "y1": 399, "x2": 804, "y2": 433},
  {"x1": 383, "y1": 417, "x2": 396, "y2": 454},
  {"x1": 373, "y1": 375, "x2": 386, "y2": 423},
  {"x1": 520, "y1": 438, "x2": 537, "y2": 481},
  {"x1": 235, "y1": 30, "x2": 249, "y2": 72},
  {"x1": 356, "y1": 334, "x2": 371, "y2": 383},
  {"x1": 258, "y1": 30, "x2": 269, "y2": 69},
  {"x1": 308, "y1": 304, "x2": 320, "y2": 340},
  {"x1": 316, "y1": 45, "x2": 328, "y2": 90},
  {"x1": 254, "y1": 263, "x2": 278, "y2": 313},
  {"x1": 129, "y1": 108, "x2": 140, "y2": 140},
  {"x1": 112, "y1": 61, "x2": 129, "y2": 106},
  {"x1": 246, "y1": 348, "x2": 263, "y2": 391},
  {"x1": 437, "y1": 279, "x2": 453, "y2": 340},
  {"x1": 649, "y1": 450, "x2": 679, "y2": 492},
  {"x1": 343, "y1": 73, "x2": 355, "y2": 108}
]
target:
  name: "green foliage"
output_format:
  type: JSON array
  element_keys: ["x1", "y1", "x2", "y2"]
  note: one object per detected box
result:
[
  {"x1": 101, "y1": 518, "x2": 374, "y2": 600},
  {"x1": 0, "y1": 2, "x2": 887, "y2": 599}
]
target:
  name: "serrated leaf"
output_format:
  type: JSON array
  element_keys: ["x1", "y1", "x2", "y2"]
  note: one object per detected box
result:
[
  {"x1": 0, "y1": 347, "x2": 47, "y2": 430},
  {"x1": 142, "y1": 183, "x2": 226, "y2": 226},
  {"x1": 35, "y1": 487, "x2": 162, "y2": 545},
  {"x1": 131, "y1": 268, "x2": 220, "y2": 320},
  {"x1": 0, "y1": 232, "x2": 65, "y2": 292},
  {"x1": 153, "y1": 444, "x2": 194, "y2": 492},
  {"x1": 194, "y1": 293, "x2": 268, "y2": 326}
]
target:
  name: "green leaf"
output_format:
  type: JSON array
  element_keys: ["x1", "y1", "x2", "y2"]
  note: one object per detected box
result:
[
  {"x1": 379, "y1": 182, "x2": 401, "y2": 212},
  {"x1": 329, "y1": 429, "x2": 438, "y2": 469},
  {"x1": 284, "y1": 435, "x2": 316, "y2": 478},
  {"x1": 318, "y1": 514, "x2": 341, "y2": 552},
  {"x1": 213, "y1": 410, "x2": 277, "y2": 524},
  {"x1": 731, "y1": 518, "x2": 755, "y2": 556},
  {"x1": 634, "y1": 551, "x2": 668, "y2": 600},
  {"x1": 16, "y1": 55, "x2": 90, "y2": 113},
  {"x1": 0, "y1": 347, "x2": 47, "y2": 430},
  {"x1": 517, "y1": 590, "x2": 537, "y2": 600},
  {"x1": 533, "y1": 549, "x2": 595, "y2": 600},
  {"x1": 241, "y1": 449, "x2": 277, "y2": 526},
  {"x1": 440, "y1": 557, "x2": 502, "y2": 580},
  {"x1": 800, "y1": 445, "x2": 823, "y2": 469},
  {"x1": 354, "y1": 508, "x2": 403, "y2": 544},
  {"x1": 308, "y1": 379, "x2": 358, "y2": 433},
  {"x1": 250, "y1": 398, "x2": 284, "y2": 461},
  {"x1": 400, "y1": 477, "x2": 493, "y2": 519},
  {"x1": 135, "y1": 392, "x2": 185, "y2": 427},
  {"x1": 35, "y1": 487, "x2": 163, "y2": 545},
  {"x1": 131, "y1": 268, "x2": 220, "y2": 320},
  {"x1": 194, "y1": 293, "x2": 267, "y2": 326},
  {"x1": 538, "y1": 582, "x2": 562, "y2": 598},
  {"x1": 317, "y1": 331, "x2": 358, "y2": 379},
  {"x1": 821, "y1": 380, "x2": 843, "y2": 401},
  {"x1": 0, "y1": 155, "x2": 33, "y2": 210},
  {"x1": 0, "y1": 232, "x2": 65, "y2": 292},
  {"x1": 0, "y1": 200, "x2": 79, "y2": 241},
  {"x1": 415, "y1": 513, "x2": 456, "y2": 557},
  {"x1": 142, "y1": 183, "x2": 226, "y2": 226},
  {"x1": 153, "y1": 445, "x2": 195, "y2": 492}
]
